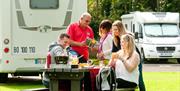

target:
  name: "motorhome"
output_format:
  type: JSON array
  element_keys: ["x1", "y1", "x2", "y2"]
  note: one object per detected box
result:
[
  {"x1": 0, "y1": 0, "x2": 87, "y2": 82},
  {"x1": 121, "y1": 11, "x2": 180, "y2": 63}
]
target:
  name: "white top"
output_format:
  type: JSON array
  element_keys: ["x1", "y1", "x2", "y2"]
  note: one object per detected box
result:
[
  {"x1": 102, "y1": 34, "x2": 113, "y2": 59},
  {"x1": 115, "y1": 51, "x2": 139, "y2": 84}
]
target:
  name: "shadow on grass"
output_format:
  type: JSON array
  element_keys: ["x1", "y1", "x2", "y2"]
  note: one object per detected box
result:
[{"x1": 0, "y1": 77, "x2": 44, "y2": 91}]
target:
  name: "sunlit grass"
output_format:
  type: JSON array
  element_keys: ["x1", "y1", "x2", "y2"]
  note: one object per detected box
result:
[{"x1": 143, "y1": 72, "x2": 180, "y2": 91}]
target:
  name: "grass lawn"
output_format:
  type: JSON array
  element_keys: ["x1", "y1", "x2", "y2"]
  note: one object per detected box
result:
[
  {"x1": 0, "y1": 77, "x2": 44, "y2": 91},
  {"x1": 143, "y1": 72, "x2": 180, "y2": 91},
  {"x1": 0, "y1": 72, "x2": 180, "y2": 91}
]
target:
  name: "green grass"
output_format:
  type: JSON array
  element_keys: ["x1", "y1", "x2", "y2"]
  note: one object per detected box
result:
[
  {"x1": 0, "y1": 72, "x2": 180, "y2": 91},
  {"x1": 0, "y1": 85, "x2": 44, "y2": 91},
  {"x1": 0, "y1": 78, "x2": 44, "y2": 91},
  {"x1": 143, "y1": 72, "x2": 180, "y2": 91}
]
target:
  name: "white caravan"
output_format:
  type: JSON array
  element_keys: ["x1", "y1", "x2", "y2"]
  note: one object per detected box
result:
[
  {"x1": 121, "y1": 12, "x2": 180, "y2": 63},
  {"x1": 0, "y1": 0, "x2": 87, "y2": 82}
]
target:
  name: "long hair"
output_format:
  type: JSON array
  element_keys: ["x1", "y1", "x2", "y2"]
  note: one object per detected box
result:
[
  {"x1": 121, "y1": 34, "x2": 135, "y2": 59},
  {"x1": 112, "y1": 20, "x2": 126, "y2": 46}
]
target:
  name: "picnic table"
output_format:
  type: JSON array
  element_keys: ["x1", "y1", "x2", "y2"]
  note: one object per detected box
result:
[{"x1": 42, "y1": 67, "x2": 100, "y2": 91}]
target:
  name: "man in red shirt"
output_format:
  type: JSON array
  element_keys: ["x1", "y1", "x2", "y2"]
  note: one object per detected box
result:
[{"x1": 67, "y1": 12, "x2": 94, "y2": 63}]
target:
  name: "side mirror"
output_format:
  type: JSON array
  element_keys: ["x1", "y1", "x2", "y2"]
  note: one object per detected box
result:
[
  {"x1": 135, "y1": 32, "x2": 138, "y2": 39},
  {"x1": 135, "y1": 32, "x2": 143, "y2": 39}
]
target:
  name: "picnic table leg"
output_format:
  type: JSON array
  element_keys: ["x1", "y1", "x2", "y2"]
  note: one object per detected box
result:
[
  {"x1": 71, "y1": 80, "x2": 81, "y2": 91},
  {"x1": 50, "y1": 79, "x2": 58, "y2": 91}
]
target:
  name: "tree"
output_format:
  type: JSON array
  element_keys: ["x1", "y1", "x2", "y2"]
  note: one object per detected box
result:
[
  {"x1": 100, "y1": 0, "x2": 112, "y2": 17},
  {"x1": 88, "y1": 0, "x2": 180, "y2": 39},
  {"x1": 164, "y1": 0, "x2": 180, "y2": 12}
]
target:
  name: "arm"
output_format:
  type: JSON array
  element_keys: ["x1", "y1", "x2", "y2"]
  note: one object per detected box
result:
[
  {"x1": 121, "y1": 52, "x2": 140, "y2": 72},
  {"x1": 66, "y1": 24, "x2": 86, "y2": 47},
  {"x1": 69, "y1": 39, "x2": 86, "y2": 47},
  {"x1": 103, "y1": 35, "x2": 113, "y2": 56},
  {"x1": 111, "y1": 50, "x2": 121, "y2": 61}
]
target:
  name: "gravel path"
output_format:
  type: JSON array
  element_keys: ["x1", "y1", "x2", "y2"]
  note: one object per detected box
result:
[{"x1": 143, "y1": 64, "x2": 180, "y2": 72}]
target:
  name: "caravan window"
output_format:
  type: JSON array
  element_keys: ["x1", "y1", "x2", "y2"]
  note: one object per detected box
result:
[
  {"x1": 30, "y1": 0, "x2": 59, "y2": 9},
  {"x1": 144, "y1": 24, "x2": 179, "y2": 37},
  {"x1": 162, "y1": 24, "x2": 180, "y2": 36}
]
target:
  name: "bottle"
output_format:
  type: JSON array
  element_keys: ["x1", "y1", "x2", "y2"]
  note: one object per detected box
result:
[
  {"x1": 99, "y1": 60, "x2": 104, "y2": 67},
  {"x1": 72, "y1": 55, "x2": 78, "y2": 65},
  {"x1": 46, "y1": 52, "x2": 51, "y2": 68}
]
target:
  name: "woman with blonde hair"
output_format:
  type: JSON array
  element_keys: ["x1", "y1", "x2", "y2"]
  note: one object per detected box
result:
[
  {"x1": 111, "y1": 34, "x2": 140, "y2": 89},
  {"x1": 111, "y1": 20, "x2": 127, "y2": 52},
  {"x1": 109, "y1": 20, "x2": 146, "y2": 91}
]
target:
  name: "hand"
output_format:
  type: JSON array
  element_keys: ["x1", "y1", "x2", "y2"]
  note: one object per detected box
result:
[
  {"x1": 91, "y1": 39, "x2": 97, "y2": 45},
  {"x1": 111, "y1": 53, "x2": 118, "y2": 61},
  {"x1": 99, "y1": 52, "x2": 104, "y2": 57},
  {"x1": 119, "y1": 57, "x2": 125, "y2": 62},
  {"x1": 118, "y1": 52, "x2": 126, "y2": 62},
  {"x1": 108, "y1": 59, "x2": 116, "y2": 69},
  {"x1": 96, "y1": 52, "x2": 104, "y2": 59},
  {"x1": 79, "y1": 41, "x2": 87, "y2": 47}
]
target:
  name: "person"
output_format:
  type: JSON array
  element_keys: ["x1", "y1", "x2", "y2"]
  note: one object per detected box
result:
[
  {"x1": 67, "y1": 12, "x2": 94, "y2": 91},
  {"x1": 109, "y1": 20, "x2": 146, "y2": 91},
  {"x1": 111, "y1": 20, "x2": 127, "y2": 53},
  {"x1": 111, "y1": 34, "x2": 140, "y2": 89},
  {"x1": 42, "y1": 33, "x2": 71, "y2": 90},
  {"x1": 66, "y1": 12, "x2": 94, "y2": 63},
  {"x1": 96, "y1": 19, "x2": 113, "y2": 62}
]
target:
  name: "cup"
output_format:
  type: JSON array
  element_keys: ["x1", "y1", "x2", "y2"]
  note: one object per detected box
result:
[
  {"x1": 99, "y1": 60, "x2": 104, "y2": 67},
  {"x1": 87, "y1": 59, "x2": 92, "y2": 66}
]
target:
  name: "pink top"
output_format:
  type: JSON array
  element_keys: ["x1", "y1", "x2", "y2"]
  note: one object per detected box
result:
[{"x1": 67, "y1": 22, "x2": 94, "y2": 61}]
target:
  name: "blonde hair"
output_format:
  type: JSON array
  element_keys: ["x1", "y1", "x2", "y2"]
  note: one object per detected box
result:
[
  {"x1": 112, "y1": 20, "x2": 126, "y2": 46},
  {"x1": 121, "y1": 34, "x2": 135, "y2": 59}
]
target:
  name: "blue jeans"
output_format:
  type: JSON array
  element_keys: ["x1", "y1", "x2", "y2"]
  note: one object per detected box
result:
[
  {"x1": 138, "y1": 60, "x2": 146, "y2": 91},
  {"x1": 42, "y1": 80, "x2": 49, "y2": 88}
]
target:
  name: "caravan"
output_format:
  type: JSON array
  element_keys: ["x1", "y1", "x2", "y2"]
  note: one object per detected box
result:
[
  {"x1": 0, "y1": 0, "x2": 87, "y2": 82},
  {"x1": 121, "y1": 12, "x2": 180, "y2": 63}
]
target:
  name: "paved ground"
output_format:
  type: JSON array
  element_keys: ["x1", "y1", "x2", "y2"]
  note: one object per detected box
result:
[
  {"x1": 143, "y1": 64, "x2": 180, "y2": 72},
  {"x1": 142, "y1": 59, "x2": 180, "y2": 72}
]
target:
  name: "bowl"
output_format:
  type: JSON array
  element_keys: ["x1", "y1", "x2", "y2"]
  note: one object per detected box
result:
[{"x1": 54, "y1": 56, "x2": 69, "y2": 64}]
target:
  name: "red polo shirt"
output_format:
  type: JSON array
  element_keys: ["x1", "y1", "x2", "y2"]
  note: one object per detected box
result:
[{"x1": 66, "y1": 22, "x2": 94, "y2": 61}]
